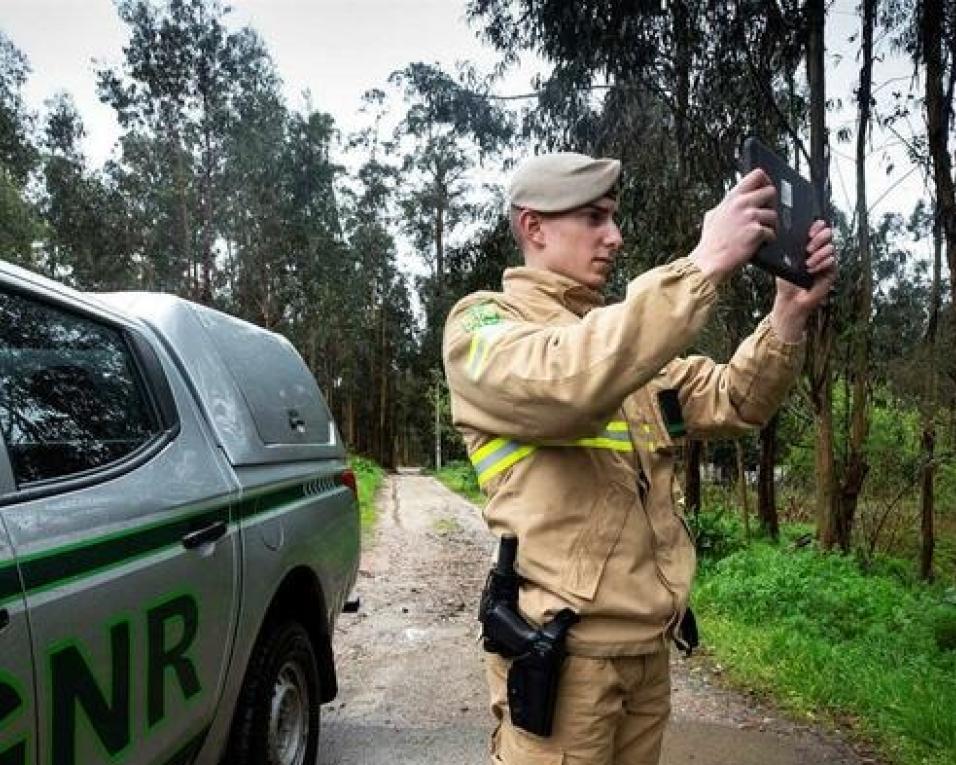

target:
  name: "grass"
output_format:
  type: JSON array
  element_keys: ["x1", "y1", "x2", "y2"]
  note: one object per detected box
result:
[
  {"x1": 350, "y1": 454, "x2": 385, "y2": 532},
  {"x1": 694, "y1": 538, "x2": 956, "y2": 765},
  {"x1": 434, "y1": 460, "x2": 485, "y2": 505}
]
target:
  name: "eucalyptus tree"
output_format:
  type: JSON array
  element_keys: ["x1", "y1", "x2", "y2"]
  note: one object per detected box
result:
[
  {"x1": 0, "y1": 32, "x2": 40, "y2": 264},
  {"x1": 99, "y1": 0, "x2": 266, "y2": 303},
  {"x1": 39, "y1": 93, "x2": 135, "y2": 289},
  {"x1": 338, "y1": 151, "x2": 418, "y2": 467},
  {"x1": 834, "y1": 0, "x2": 879, "y2": 552},
  {"x1": 384, "y1": 62, "x2": 514, "y2": 363},
  {"x1": 916, "y1": 0, "x2": 956, "y2": 311},
  {"x1": 217, "y1": 28, "x2": 293, "y2": 329}
]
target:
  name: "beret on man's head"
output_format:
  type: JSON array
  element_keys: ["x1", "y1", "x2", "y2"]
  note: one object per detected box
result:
[{"x1": 508, "y1": 152, "x2": 621, "y2": 213}]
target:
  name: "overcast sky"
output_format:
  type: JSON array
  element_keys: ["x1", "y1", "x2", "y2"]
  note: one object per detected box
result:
[{"x1": 2, "y1": 0, "x2": 936, "y2": 267}]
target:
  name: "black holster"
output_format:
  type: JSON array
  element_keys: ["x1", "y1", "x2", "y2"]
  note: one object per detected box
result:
[
  {"x1": 674, "y1": 606, "x2": 699, "y2": 657},
  {"x1": 479, "y1": 536, "x2": 578, "y2": 737}
]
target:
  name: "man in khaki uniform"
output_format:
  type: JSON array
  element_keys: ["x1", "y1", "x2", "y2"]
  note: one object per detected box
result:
[{"x1": 442, "y1": 153, "x2": 837, "y2": 765}]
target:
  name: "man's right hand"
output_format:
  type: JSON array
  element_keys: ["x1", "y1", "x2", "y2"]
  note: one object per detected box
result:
[{"x1": 690, "y1": 169, "x2": 778, "y2": 285}]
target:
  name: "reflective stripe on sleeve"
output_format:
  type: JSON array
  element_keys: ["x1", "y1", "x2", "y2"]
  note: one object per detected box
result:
[
  {"x1": 468, "y1": 421, "x2": 635, "y2": 487},
  {"x1": 470, "y1": 438, "x2": 538, "y2": 486},
  {"x1": 568, "y1": 420, "x2": 633, "y2": 451},
  {"x1": 465, "y1": 322, "x2": 512, "y2": 380}
]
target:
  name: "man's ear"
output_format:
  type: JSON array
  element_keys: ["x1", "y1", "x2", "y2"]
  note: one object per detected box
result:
[{"x1": 518, "y1": 208, "x2": 546, "y2": 248}]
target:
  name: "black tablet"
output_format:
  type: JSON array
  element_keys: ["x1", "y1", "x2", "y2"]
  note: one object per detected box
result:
[{"x1": 740, "y1": 137, "x2": 817, "y2": 289}]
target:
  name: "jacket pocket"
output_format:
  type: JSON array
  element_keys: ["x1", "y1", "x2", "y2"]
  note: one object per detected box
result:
[{"x1": 560, "y1": 481, "x2": 632, "y2": 601}]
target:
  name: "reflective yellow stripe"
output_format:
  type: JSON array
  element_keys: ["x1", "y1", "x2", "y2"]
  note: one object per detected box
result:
[
  {"x1": 470, "y1": 438, "x2": 538, "y2": 486},
  {"x1": 466, "y1": 334, "x2": 485, "y2": 378},
  {"x1": 469, "y1": 420, "x2": 637, "y2": 487},
  {"x1": 478, "y1": 444, "x2": 537, "y2": 484},
  {"x1": 571, "y1": 437, "x2": 633, "y2": 451},
  {"x1": 465, "y1": 323, "x2": 511, "y2": 380},
  {"x1": 471, "y1": 436, "x2": 510, "y2": 464}
]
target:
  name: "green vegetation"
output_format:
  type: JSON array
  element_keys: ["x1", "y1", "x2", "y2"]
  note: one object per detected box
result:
[
  {"x1": 434, "y1": 460, "x2": 485, "y2": 505},
  {"x1": 694, "y1": 526, "x2": 956, "y2": 765},
  {"x1": 351, "y1": 455, "x2": 385, "y2": 532},
  {"x1": 432, "y1": 517, "x2": 463, "y2": 535}
]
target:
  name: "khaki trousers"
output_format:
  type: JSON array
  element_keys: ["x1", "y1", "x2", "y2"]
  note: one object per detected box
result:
[{"x1": 486, "y1": 650, "x2": 671, "y2": 765}]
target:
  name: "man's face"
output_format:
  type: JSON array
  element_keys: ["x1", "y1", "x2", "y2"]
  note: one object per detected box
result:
[{"x1": 529, "y1": 197, "x2": 623, "y2": 289}]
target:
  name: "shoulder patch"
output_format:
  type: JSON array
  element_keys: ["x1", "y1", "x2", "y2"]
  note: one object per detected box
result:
[{"x1": 461, "y1": 301, "x2": 502, "y2": 333}]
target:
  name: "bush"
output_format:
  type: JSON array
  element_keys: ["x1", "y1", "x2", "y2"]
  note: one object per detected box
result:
[
  {"x1": 434, "y1": 460, "x2": 484, "y2": 504},
  {"x1": 687, "y1": 505, "x2": 745, "y2": 562},
  {"x1": 350, "y1": 454, "x2": 385, "y2": 531},
  {"x1": 934, "y1": 609, "x2": 956, "y2": 652}
]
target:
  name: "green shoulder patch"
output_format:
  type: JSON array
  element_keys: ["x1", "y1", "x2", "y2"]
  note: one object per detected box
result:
[{"x1": 461, "y1": 301, "x2": 502, "y2": 333}]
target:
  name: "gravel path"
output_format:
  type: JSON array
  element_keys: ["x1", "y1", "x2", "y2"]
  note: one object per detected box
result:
[{"x1": 318, "y1": 472, "x2": 878, "y2": 765}]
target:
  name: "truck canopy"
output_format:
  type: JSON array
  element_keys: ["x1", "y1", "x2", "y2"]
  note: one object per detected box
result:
[{"x1": 96, "y1": 292, "x2": 344, "y2": 467}]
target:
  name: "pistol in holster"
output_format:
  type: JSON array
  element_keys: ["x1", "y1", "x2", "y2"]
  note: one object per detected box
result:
[{"x1": 479, "y1": 535, "x2": 578, "y2": 737}]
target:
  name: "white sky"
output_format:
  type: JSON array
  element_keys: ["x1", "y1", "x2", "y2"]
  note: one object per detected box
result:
[{"x1": 1, "y1": 0, "x2": 938, "y2": 268}]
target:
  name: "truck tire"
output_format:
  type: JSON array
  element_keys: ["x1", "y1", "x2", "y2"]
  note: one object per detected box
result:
[{"x1": 226, "y1": 619, "x2": 321, "y2": 765}]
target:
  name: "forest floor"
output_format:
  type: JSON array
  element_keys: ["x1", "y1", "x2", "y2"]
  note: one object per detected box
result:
[{"x1": 318, "y1": 471, "x2": 882, "y2": 765}]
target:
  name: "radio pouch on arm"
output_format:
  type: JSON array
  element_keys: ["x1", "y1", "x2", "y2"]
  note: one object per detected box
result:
[{"x1": 479, "y1": 535, "x2": 579, "y2": 737}]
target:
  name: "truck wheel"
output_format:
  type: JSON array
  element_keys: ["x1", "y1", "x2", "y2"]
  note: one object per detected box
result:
[{"x1": 227, "y1": 620, "x2": 320, "y2": 765}]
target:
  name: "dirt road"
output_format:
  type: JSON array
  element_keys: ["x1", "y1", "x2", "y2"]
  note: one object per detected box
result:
[{"x1": 319, "y1": 472, "x2": 873, "y2": 765}]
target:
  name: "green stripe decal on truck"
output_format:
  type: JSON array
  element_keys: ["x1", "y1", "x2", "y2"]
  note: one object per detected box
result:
[
  {"x1": 0, "y1": 475, "x2": 345, "y2": 606},
  {"x1": 21, "y1": 507, "x2": 230, "y2": 598}
]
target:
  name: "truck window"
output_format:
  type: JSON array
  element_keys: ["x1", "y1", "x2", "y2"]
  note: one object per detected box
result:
[{"x1": 0, "y1": 290, "x2": 161, "y2": 485}]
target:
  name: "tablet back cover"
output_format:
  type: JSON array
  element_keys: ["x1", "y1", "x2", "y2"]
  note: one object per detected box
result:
[{"x1": 741, "y1": 137, "x2": 816, "y2": 289}]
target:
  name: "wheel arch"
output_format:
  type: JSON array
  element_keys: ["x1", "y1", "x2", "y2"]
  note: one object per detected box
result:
[{"x1": 260, "y1": 565, "x2": 338, "y2": 703}]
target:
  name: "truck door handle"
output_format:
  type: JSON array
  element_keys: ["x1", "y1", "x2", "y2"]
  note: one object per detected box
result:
[
  {"x1": 0, "y1": 609, "x2": 9, "y2": 633},
  {"x1": 181, "y1": 521, "x2": 227, "y2": 550}
]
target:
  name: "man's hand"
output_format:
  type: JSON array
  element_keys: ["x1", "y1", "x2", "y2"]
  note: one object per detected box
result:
[
  {"x1": 690, "y1": 169, "x2": 778, "y2": 284},
  {"x1": 771, "y1": 219, "x2": 837, "y2": 343}
]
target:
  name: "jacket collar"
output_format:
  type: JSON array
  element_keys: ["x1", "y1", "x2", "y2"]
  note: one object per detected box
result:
[{"x1": 501, "y1": 266, "x2": 605, "y2": 318}]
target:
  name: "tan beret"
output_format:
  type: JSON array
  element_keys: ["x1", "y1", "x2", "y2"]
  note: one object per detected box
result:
[{"x1": 508, "y1": 152, "x2": 621, "y2": 213}]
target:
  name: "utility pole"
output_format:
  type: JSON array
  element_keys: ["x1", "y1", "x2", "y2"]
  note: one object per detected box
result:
[{"x1": 434, "y1": 380, "x2": 442, "y2": 471}]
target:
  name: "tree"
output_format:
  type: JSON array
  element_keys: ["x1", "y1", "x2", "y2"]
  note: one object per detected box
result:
[
  {"x1": 384, "y1": 62, "x2": 514, "y2": 365},
  {"x1": 0, "y1": 32, "x2": 40, "y2": 264},
  {"x1": 99, "y1": 0, "x2": 266, "y2": 302},
  {"x1": 39, "y1": 93, "x2": 135, "y2": 288},
  {"x1": 802, "y1": 0, "x2": 841, "y2": 549},
  {"x1": 835, "y1": 0, "x2": 878, "y2": 551}
]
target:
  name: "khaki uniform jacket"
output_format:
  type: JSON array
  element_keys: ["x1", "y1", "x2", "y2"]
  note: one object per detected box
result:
[{"x1": 442, "y1": 258, "x2": 804, "y2": 657}]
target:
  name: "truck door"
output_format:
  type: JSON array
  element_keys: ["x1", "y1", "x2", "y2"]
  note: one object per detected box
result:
[
  {"x1": 0, "y1": 443, "x2": 34, "y2": 765},
  {"x1": 0, "y1": 286, "x2": 239, "y2": 765}
]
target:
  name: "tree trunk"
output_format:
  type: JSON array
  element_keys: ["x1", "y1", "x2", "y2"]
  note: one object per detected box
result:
[
  {"x1": 839, "y1": 0, "x2": 875, "y2": 551},
  {"x1": 672, "y1": 0, "x2": 690, "y2": 246},
  {"x1": 806, "y1": 0, "x2": 839, "y2": 550},
  {"x1": 757, "y1": 415, "x2": 780, "y2": 540},
  {"x1": 919, "y1": 0, "x2": 954, "y2": 579},
  {"x1": 921, "y1": 0, "x2": 956, "y2": 312},
  {"x1": 435, "y1": 175, "x2": 446, "y2": 295},
  {"x1": 920, "y1": 422, "x2": 936, "y2": 581},
  {"x1": 919, "y1": 207, "x2": 943, "y2": 581},
  {"x1": 378, "y1": 305, "x2": 391, "y2": 468},
  {"x1": 172, "y1": 136, "x2": 193, "y2": 297},
  {"x1": 685, "y1": 439, "x2": 702, "y2": 520},
  {"x1": 736, "y1": 440, "x2": 750, "y2": 541}
]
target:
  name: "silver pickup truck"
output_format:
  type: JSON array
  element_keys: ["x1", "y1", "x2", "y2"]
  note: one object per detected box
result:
[{"x1": 0, "y1": 261, "x2": 360, "y2": 765}]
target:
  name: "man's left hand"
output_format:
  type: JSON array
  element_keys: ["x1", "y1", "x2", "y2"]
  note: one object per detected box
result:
[{"x1": 771, "y1": 219, "x2": 837, "y2": 342}]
